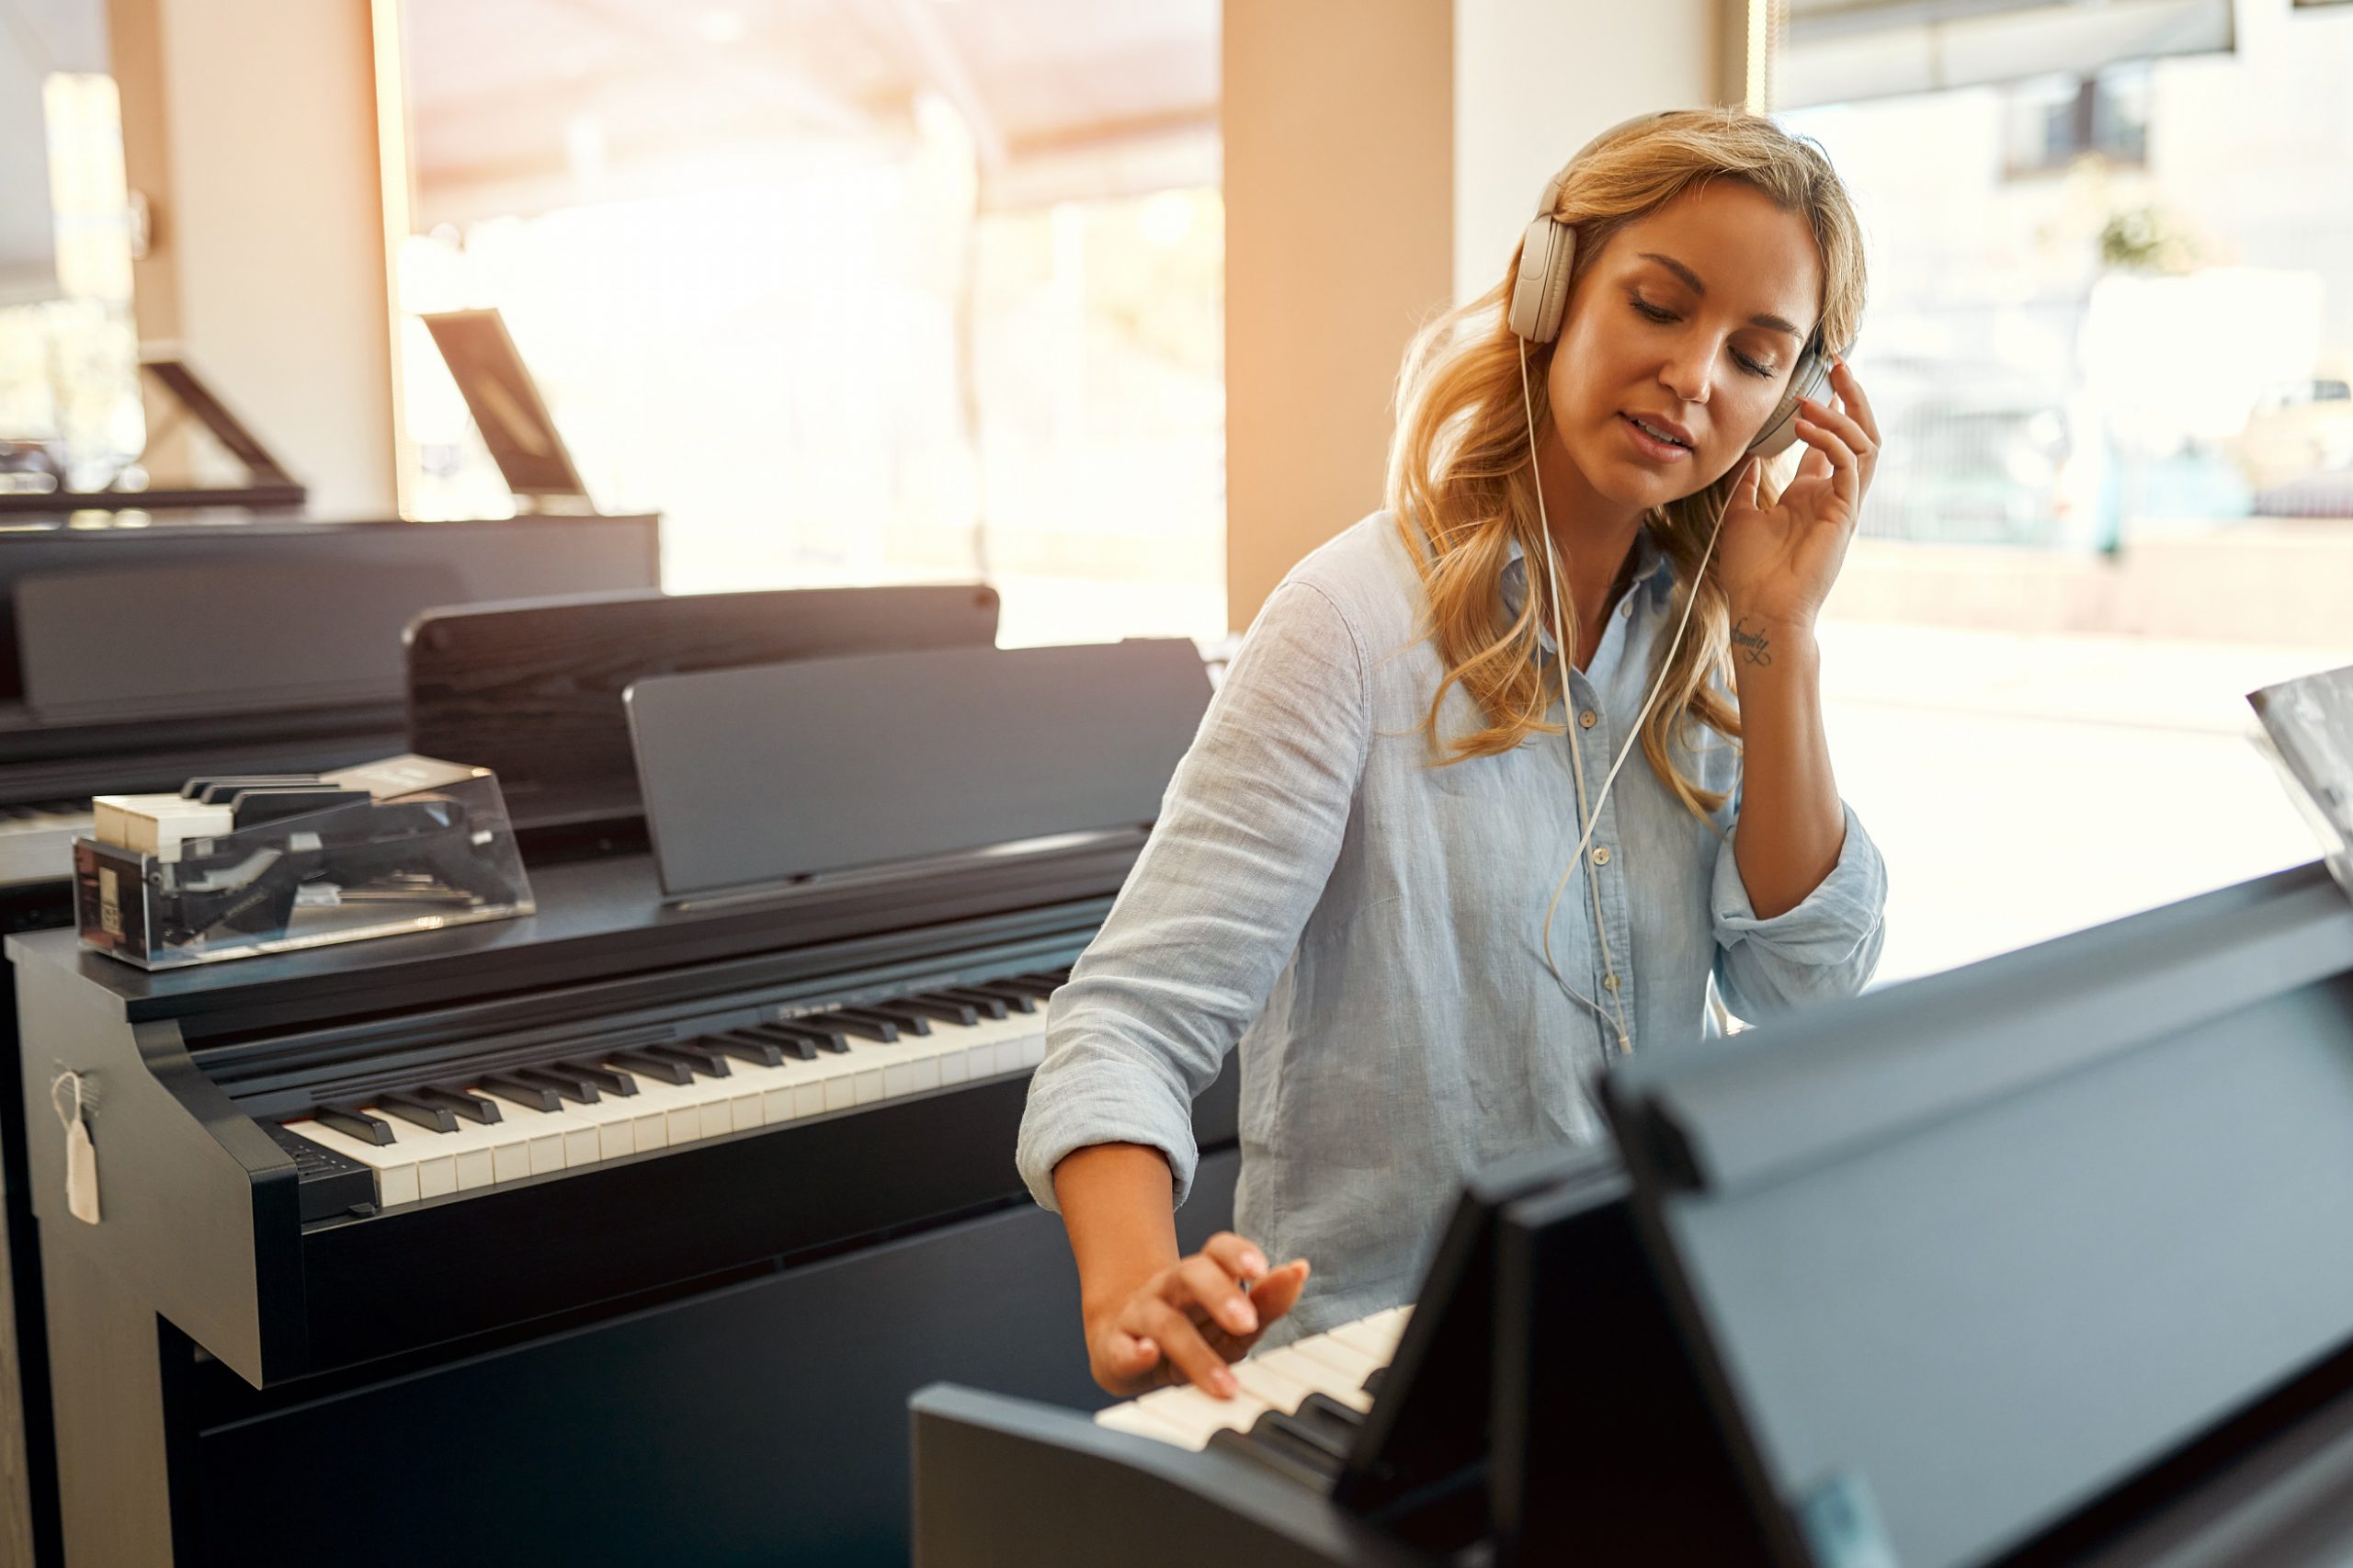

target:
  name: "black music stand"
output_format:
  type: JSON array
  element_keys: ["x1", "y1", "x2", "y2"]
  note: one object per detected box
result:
[
  {"x1": 419, "y1": 307, "x2": 594, "y2": 512},
  {"x1": 0, "y1": 352, "x2": 306, "y2": 516}
]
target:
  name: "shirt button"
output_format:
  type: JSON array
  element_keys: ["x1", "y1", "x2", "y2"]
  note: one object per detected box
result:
[
  {"x1": 1592, "y1": 846, "x2": 1612, "y2": 866},
  {"x1": 1578, "y1": 710, "x2": 1597, "y2": 729},
  {"x1": 1603, "y1": 974, "x2": 1621, "y2": 991},
  {"x1": 1621, "y1": 600, "x2": 1634, "y2": 619}
]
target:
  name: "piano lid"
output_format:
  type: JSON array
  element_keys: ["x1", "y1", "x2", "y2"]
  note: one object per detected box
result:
[{"x1": 5, "y1": 828, "x2": 1142, "y2": 1044}]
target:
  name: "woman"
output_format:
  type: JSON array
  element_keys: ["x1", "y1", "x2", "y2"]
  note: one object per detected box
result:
[{"x1": 1017, "y1": 107, "x2": 1889, "y2": 1400}]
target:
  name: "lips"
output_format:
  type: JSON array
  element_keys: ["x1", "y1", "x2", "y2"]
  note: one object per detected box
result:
[
  {"x1": 1620, "y1": 413, "x2": 1692, "y2": 460},
  {"x1": 1622, "y1": 412, "x2": 1693, "y2": 448}
]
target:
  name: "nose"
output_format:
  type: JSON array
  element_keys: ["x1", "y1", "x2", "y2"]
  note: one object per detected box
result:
[{"x1": 1659, "y1": 338, "x2": 1714, "y2": 407}]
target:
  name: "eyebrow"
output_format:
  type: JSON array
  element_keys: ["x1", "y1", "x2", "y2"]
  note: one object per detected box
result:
[{"x1": 1634, "y1": 252, "x2": 1808, "y2": 342}]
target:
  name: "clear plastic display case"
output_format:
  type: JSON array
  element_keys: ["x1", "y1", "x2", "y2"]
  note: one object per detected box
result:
[{"x1": 75, "y1": 756, "x2": 535, "y2": 970}]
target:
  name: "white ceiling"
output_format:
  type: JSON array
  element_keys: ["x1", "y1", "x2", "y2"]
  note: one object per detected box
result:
[{"x1": 398, "y1": 0, "x2": 1217, "y2": 220}]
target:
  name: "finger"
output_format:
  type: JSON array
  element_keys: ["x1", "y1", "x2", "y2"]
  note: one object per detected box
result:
[
  {"x1": 1201, "y1": 1232, "x2": 1272, "y2": 1284},
  {"x1": 1244, "y1": 1258, "x2": 1312, "y2": 1327},
  {"x1": 1827, "y1": 356, "x2": 1880, "y2": 447},
  {"x1": 1170, "y1": 1254, "x2": 1260, "y2": 1339},
  {"x1": 1130, "y1": 1297, "x2": 1239, "y2": 1397},
  {"x1": 1099, "y1": 1326, "x2": 1162, "y2": 1381},
  {"x1": 1792, "y1": 415, "x2": 1859, "y2": 507},
  {"x1": 1797, "y1": 393, "x2": 1875, "y2": 462}
]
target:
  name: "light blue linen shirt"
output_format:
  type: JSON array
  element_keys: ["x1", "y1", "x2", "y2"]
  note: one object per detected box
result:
[{"x1": 1017, "y1": 510, "x2": 1888, "y2": 1343}]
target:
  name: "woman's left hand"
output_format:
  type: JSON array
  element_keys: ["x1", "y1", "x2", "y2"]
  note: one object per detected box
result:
[{"x1": 1713, "y1": 355, "x2": 1881, "y2": 632}]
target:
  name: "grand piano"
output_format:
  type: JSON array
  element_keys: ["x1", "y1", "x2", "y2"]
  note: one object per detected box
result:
[
  {"x1": 0, "y1": 508, "x2": 660, "y2": 1566},
  {"x1": 915, "y1": 859, "x2": 2353, "y2": 1567},
  {"x1": 10, "y1": 631, "x2": 1239, "y2": 1566}
]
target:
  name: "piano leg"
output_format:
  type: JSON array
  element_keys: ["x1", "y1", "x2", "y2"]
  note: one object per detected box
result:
[{"x1": 40, "y1": 1240, "x2": 182, "y2": 1566}]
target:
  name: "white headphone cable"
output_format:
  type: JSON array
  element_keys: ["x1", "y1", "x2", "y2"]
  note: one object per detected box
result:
[{"x1": 1518, "y1": 337, "x2": 1744, "y2": 1054}]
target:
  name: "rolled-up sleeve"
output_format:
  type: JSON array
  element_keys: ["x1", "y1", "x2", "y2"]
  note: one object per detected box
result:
[
  {"x1": 1017, "y1": 579, "x2": 1370, "y2": 1212},
  {"x1": 1711, "y1": 794, "x2": 1888, "y2": 1022}
]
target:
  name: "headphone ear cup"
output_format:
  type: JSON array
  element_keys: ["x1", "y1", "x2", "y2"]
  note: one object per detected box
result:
[
  {"x1": 1745, "y1": 347, "x2": 1831, "y2": 460},
  {"x1": 1507, "y1": 215, "x2": 1575, "y2": 343}
]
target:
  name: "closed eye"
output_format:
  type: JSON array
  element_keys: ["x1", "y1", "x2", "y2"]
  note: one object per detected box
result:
[{"x1": 1631, "y1": 299, "x2": 1778, "y2": 380}]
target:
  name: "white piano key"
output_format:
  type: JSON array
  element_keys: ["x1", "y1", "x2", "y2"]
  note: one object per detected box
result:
[
  {"x1": 477, "y1": 1090, "x2": 598, "y2": 1175},
  {"x1": 1133, "y1": 1382, "x2": 1272, "y2": 1449},
  {"x1": 1329, "y1": 1315, "x2": 1404, "y2": 1361},
  {"x1": 1228, "y1": 1356, "x2": 1319, "y2": 1413},
  {"x1": 833, "y1": 1041, "x2": 889, "y2": 1106},
  {"x1": 280, "y1": 1119, "x2": 422, "y2": 1210},
  {"x1": 715, "y1": 1064, "x2": 780, "y2": 1131},
  {"x1": 362, "y1": 1111, "x2": 460, "y2": 1199},
  {"x1": 430, "y1": 1108, "x2": 536, "y2": 1189},
  {"x1": 1251, "y1": 1346, "x2": 1373, "y2": 1414},
  {"x1": 1094, "y1": 1400, "x2": 1205, "y2": 1448},
  {"x1": 547, "y1": 1085, "x2": 640, "y2": 1161},
  {"x1": 1284, "y1": 1331, "x2": 1382, "y2": 1388},
  {"x1": 613, "y1": 1072, "x2": 709, "y2": 1148}
]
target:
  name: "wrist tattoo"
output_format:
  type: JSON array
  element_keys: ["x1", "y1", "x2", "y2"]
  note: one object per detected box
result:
[{"x1": 1730, "y1": 618, "x2": 1775, "y2": 666}]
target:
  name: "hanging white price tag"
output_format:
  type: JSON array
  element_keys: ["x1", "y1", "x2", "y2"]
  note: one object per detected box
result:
[{"x1": 52, "y1": 1071, "x2": 99, "y2": 1225}]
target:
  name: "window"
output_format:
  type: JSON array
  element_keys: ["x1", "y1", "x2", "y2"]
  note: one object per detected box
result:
[
  {"x1": 381, "y1": 0, "x2": 1224, "y2": 647},
  {"x1": 1776, "y1": 0, "x2": 2353, "y2": 983}
]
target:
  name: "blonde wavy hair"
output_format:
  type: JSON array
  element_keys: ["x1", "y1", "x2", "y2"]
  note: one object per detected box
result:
[{"x1": 1386, "y1": 107, "x2": 1867, "y2": 823}]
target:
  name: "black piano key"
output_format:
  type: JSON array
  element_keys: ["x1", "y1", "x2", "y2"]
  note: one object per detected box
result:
[
  {"x1": 1298, "y1": 1392, "x2": 1369, "y2": 1435},
  {"x1": 518, "y1": 1065, "x2": 602, "y2": 1104},
  {"x1": 995, "y1": 976, "x2": 1063, "y2": 999},
  {"x1": 1358, "y1": 1365, "x2": 1390, "y2": 1400},
  {"x1": 375, "y1": 1090, "x2": 458, "y2": 1134},
  {"x1": 316, "y1": 1103, "x2": 396, "y2": 1145},
  {"x1": 840, "y1": 1005, "x2": 930, "y2": 1037},
  {"x1": 476, "y1": 1073, "x2": 563, "y2": 1112},
  {"x1": 648, "y1": 1042, "x2": 731, "y2": 1078},
  {"x1": 554, "y1": 1057, "x2": 639, "y2": 1096},
  {"x1": 930, "y1": 987, "x2": 1016, "y2": 1018},
  {"x1": 763, "y1": 1017, "x2": 853, "y2": 1053},
  {"x1": 1207, "y1": 1419, "x2": 1344, "y2": 1492},
  {"x1": 812, "y1": 1011, "x2": 897, "y2": 1043},
  {"x1": 895, "y1": 996, "x2": 981, "y2": 1028},
  {"x1": 942, "y1": 985, "x2": 1025, "y2": 1016},
  {"x1": 606, "y1": 1048, "x2": 694, "y2": 1085},
  {"x1": 1290, "y1": 1395, "x2": 1368, "y2": 1465},
  {"x1": 740, "y1": 1025, "x2": 821, "y2": 1061},
  {"x1": 701, "y1": 1032, "x2": 787, "y2": 1067},
  {"x1": 1263, "y1": 1406, "x2": 1354, "y2": 1464},
  {"x1": 415, "y1": 1085, "x2": 503, "y2": 1124}
]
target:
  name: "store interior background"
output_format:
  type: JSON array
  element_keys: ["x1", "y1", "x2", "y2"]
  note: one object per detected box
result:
[{"x1": 4, "y1": 0, "x2": 2349, "y2": 986}]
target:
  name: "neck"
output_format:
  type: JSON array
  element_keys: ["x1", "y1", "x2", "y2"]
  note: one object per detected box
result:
[{"x1": 1531, "y1": 424, "x2": 1648, "y2": 639}]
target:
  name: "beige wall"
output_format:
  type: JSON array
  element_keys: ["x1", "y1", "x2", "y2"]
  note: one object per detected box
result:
[
  {"x1": 109, "y1": 0, "x2": 395, "y2": 516},
  {"x1": 1222, "y1": 0, "x2": 1748, "y2": 631},
  {"x1": 1453, "y1": 0, "x2": 1741, "y2": 306},
  {"x1": 1221, "y1": 0, "x2": 1454, "y2": 631}
]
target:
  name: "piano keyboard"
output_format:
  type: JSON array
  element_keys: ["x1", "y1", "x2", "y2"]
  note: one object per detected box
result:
[
  {"x1": 0, "y1": 798, "x2": 90, "y2": 887},
  {"x1": 1091, "y1": 1305, "x2": 1410, "y2": 1484},
  {"x1": 278, "y1": 968, "x2": 1065, "y2": 1214}
]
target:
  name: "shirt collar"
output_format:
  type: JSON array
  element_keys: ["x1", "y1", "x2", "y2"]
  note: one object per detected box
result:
[{"x1": 1499, "y1": 525, "x2": 1677, "y2": 649}]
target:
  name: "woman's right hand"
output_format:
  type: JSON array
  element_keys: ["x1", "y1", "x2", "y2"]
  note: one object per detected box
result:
[{"x1": 1084, "y1": 1232, "x2": 1311, "y2": 1398}]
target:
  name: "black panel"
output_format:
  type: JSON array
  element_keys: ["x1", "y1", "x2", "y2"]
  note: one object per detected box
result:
[
  {"x1": 0, "y1": 512, "x2": 656, "y2": 714},
  {"x1": 408, "y1": 585, "x2": 1002, "y2": 833},
  {"x1": 16, "y1": 559, "x2": 465, "y2": 722},
  {"x1": 188, "y1": 1152, "x2": 1240, "y2": 1568},
  {"x1": 626, "y1": 640, "x2": 1210, "y2": 896}
]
